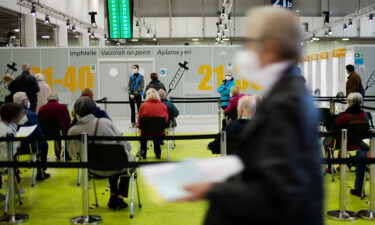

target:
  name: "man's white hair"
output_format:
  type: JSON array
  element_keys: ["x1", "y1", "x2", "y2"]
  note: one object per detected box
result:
[
  {"x1": 347, "y1": 92, "x2": 363, "y2": 106},
  {"x1": 13, "y1": 92, "x2": 28, "y2": 105},
  {"x1": 146, "y1": 88, "x2": 160, "y2": 100},
  {"x1": 35, "y1": 73, "x2": 45, "y2": 81},
  {"x1": 246, "y1": 6, "x2": 302, "y2": 60},
  {"x1": 238, "y1": 95, "x2": 263, "y2": 115},
  {"x1": 158, "y1": 89, "x2": 166, "y2": 99}
]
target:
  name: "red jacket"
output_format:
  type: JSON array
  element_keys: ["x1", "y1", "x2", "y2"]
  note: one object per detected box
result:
[
  {"x1": 38, "y1": 100, "x2": 71, "y2": 132},
  {"x1": 224, "y1": 94, "x2": 246, "y2": 115},
  {"x1": 138, "y1": 99, "x2": 168, "y2": 135}
]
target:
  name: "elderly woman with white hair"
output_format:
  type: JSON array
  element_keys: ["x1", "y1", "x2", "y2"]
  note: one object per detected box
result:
[
  {"x1": 35, "y1": 73, "x2": 51, "y2": 112},
  {"x1": 137, "y1": 88, "x2": 168, "y2": 159}
]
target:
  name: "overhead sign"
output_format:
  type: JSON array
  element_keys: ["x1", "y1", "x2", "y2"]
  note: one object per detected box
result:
[
  {"x1": 271, "y1": 0, "x2": 293, "y2": 9},
  {"x1": 107, "y1": 0, "x2": 133, "y2": 39}
]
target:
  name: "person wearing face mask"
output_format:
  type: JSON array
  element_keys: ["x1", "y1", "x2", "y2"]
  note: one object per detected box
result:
[
  {"x1": 128, "y1": 65, "x2": 144, "y2": 128},
  {"x1": 13, "y1": 92, "x2": 50, "y2": 180},
  {"x1": 217, "y1": 73, "x2": 235, "y2": 110},
  {"x1": 177, "y1": 7, "x2": 322, "y2": 225}
]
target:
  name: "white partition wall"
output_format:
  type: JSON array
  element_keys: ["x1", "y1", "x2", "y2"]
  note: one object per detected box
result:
[
  {"x1": 311, "y1": 53, "x2": 320, "y2": 94},
  {"x1": 320, "y1": 52, "x2": 328, "y2": 96},
  {"x1": 337, "y1": 48, "x2": 347, "y2": 95}
]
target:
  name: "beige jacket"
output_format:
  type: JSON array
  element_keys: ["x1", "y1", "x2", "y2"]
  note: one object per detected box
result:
[
  {"x1": 68, "y1": 114, "x2": 133, "y2": 176},
  {"x1": 36, "y1": 81, "x2": 51, "y2": 112}
]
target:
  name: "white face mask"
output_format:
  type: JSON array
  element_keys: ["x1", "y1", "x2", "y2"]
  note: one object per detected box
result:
[
  {"x1": 26, "y1": 101, "x2": 31, "y2": 109},
  {"x1": 225, "y1": 76, "x2": 232, "y2": 81},
  {"x1": 18, "y1": 115, "x2": 28, "y2": 125},
  {"x1": 234, "y1": 50, "x2": 263, "y2": 90},
  {"x1": 132, "y1": 68, "x2": 139, "y2": 73}
]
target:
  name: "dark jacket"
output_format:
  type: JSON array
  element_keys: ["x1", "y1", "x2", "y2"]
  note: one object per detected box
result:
[
  {"x1": 145, "y1": 80, "x2": 166, "y2": 92},
  {"x1": 10, "y1": 71, "x2": 40, "y2": 105},
  {"x1": 204, "y1": 66, "x2": 322, "y2": 225},
  {"x1": 161, "y1": 98, "x2": 179, "y2": 127},
  {"x1": 38, "y1": 100, "x2": 71, "y2": 132},
  {"x1": 346, "y1": 72, "x2": 362, "y2": 96},
  {"x1": 208, "y1": 119, "x2": 249, "y2": 154}
]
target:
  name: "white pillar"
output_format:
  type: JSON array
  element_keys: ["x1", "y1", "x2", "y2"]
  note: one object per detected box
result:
[
  {"x1": 98, "y1": 35, "x2": 105, "y2": 47},
  {"x1": 57, "y1": 25, "x2": 68, "y2": 47},
  {"x1": 81, "y1": 33, "x2": 90, "y2": 47},
  {"x1": 23, "y1": 14, "x2": 37, "y2": 47}
]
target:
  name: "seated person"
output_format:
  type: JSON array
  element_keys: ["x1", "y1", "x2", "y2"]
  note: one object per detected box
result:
[
  {"x1": 158, "y1": 89, "x2": 179, "y2": 128},
  {"x1": 70, "y1": 88, "x2": 110, "y2": 127},
  {"x1": 224, "y1": 86, "x2": 245, "y2": 116},
  {"x1": 13, "y1": 92, "x2": 50, "y2": 180},
  {"x1": 38, "y1": 92, "x2": 71, "y2": 159},
  {"x1": 68, "y1": 96, "x2": 133, "y2": 209},
  {"x1": 323, "y1": 92, "x2": 370, "y2": 173},
  {"x1": 208, "y1": 95, "x2": 262, "y2": 154},
  {"x1": 137, "y1": 88, "x2": 168, "y2": 159}
]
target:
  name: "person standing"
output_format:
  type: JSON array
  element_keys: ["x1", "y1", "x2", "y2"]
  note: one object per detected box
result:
[
  {"x1": 217, "y1": 72, "x2": 235, "y2": 110},
  {"x1": 0, "y1": 74, "x2": 13, "y2": 104},
  {"x1": 178, "y1": 6, "x2": 322, "y2": 225},
  {"x1": 144, "y1": 73, "x2": 166, "y2": 94},
  {"x1": 346, "y1": 64, "x2": 364, "y2": 97},
  {"x1": 10, "y1": 64, "x2": 40, "y2": 112},
  {"x1": 128, "y1": 65, "x2": 144, "y2": 128},
  {"x1": 35, "y1": 73, "x2": 51, "y2": 112}
]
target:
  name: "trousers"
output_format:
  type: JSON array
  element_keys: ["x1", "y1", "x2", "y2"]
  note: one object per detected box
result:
[{"x1": 129, "y1": 95, "x2": 142, "y2": 124}]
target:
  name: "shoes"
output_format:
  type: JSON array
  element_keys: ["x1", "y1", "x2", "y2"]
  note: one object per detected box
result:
[
  {"x1": 108, "y1": 196, "x2": 117, "y2": 209},
  {"x1": 36, "y1": 173, "x2": 51, "y2": 181},
  {"x1": 136, "y1": 150, "x2": 147, "y2": 159},
  {"x1": 325, "y1": 167, "x2": 335, "y2": 173},
  {"x1": 129, "y1": 123, "x2": 136, "y2": 128},
  {"x1": 156, "y1": 155, "x2": 161, "y2": 159},
  {"x1": 350, "y1": 189, "x2": 362, "y2": 197},
  {"x1": 116, "y1": 198, "x2": 128, "y2": 209}
]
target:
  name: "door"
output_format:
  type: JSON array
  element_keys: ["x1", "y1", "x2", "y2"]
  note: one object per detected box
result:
[{"x1": 99, "y1": 60, "x2": 154, "y2": 118}]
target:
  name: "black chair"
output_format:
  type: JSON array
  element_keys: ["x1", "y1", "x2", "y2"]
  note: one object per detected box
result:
[
  {"x1": 327, "y1": 123, "x2": 369, "y2": 181},
  {"x1": 139, "y1": 117, "x2": 168, "y2": 159},
  {"x1": 317, "y1": 108, "x2": 331, "y2": 128},
  {"x1": 39, "y1": 118, "x2": 63, "y2": 159},
  {"x1": 88, "y1": 143, "x2": 141, "y2": 219},
  {"x1": 226, "y1": 140, "x2": 240, "y2": 155}
]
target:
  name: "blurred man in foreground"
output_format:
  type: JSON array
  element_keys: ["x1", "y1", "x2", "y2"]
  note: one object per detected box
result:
[{"x1": 178, "y1": 6, "x2": 322, "y2": 225}]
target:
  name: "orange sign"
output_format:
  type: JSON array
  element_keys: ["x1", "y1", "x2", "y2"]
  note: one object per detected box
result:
[
  {"x1": 337, "y1": 48, "x2": 346, "y2": 57},
  {"x1": 320, "y1": 52, "x2": 329, "y2": 60},
  {"x1": 311, "y1": 54, "x2": 319, "y2": 61}
]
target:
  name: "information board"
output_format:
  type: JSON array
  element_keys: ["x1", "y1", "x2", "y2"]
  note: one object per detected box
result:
[
  {"x1": 107, "y1": 0, "x2": 133, "y2": 39},
  {"x1": 271, "y1": 0, "x2": 293, "y2": 9}
]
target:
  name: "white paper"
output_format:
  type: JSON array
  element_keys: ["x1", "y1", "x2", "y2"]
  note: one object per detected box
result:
[
  {"x1": 17, "y1": 125, "x2": 37, "y2": 137},
  {"x1": 140, "y1": 156, "x2": 244, "y2": 202}
]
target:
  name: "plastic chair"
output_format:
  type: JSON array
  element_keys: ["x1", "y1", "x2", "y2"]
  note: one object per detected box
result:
[
  {"x1": 139, "y1": 117, "x2": 167, "y2": 159},
  {"x1": 87, "y1": 143, "x2": 141, "y2": 219}
]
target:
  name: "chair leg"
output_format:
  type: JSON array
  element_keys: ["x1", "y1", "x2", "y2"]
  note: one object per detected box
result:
[
  {"x1": 361, "y1": 168, "x2": 368, "y2": 200},
  {"x1": 329, "y1": 148, "x2": 335, "y2": 182},
  {"x1": 92, "y1": 179, "x2": 99, "y2": 207},
  {"x1": 77, "y1": 168, "x2": 81, "y2": 186},
  {"x1": 172, "y1": 128, "x2": 176, "y2": 149},
  {"x1": 14, "y1": 178, "x2": 22, "y2": 206},
  {"x1": 4, "y1": 183, "x2": 8, "y2": 214},
  {"x1": 135, "y1": 173, "x2": 142, "y2": 208},
  {"x1": 31, "y1": 154, "x2": 36, "y2": 187},
  {"x1": 130, "y1": 172, "x2": 135, "y2": 219}
]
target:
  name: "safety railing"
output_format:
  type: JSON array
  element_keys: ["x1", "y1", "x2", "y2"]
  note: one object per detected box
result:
[{"x1": 1, "y1": 131, "x2": 375, "y2": 223}]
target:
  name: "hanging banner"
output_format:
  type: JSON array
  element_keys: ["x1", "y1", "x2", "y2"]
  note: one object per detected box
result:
[
  {"x1": 320, "y1": 52, "x2": 328, "y2": 60},
  {"x1": 311, "y1": 54, "x2": 319, "y2": 61},
  {"x1": 271, "y1": 0, "x2": 293, "y2": 10}
]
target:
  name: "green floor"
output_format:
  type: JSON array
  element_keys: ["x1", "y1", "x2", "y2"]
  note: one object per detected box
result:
[{"x1": 0, "y1": 135, "x2": 373, "y2": 225}]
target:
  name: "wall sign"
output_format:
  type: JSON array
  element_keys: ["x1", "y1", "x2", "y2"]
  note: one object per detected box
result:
[{"x1": 107, "y1": 0, "x2": 133, "y2": 39}]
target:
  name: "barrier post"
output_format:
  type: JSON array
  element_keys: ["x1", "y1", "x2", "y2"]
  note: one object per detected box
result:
[
  {"x1": 327, "y1": 129, "x2": 357, "y2": 220},
  {"x1": 71, "y1": 133, "x2": 102, "y2": 224},
  {"x1": 0, "y1": 134, "x2": 29, "y2": 223},
  {"x1": 329, "y1": 99, "x2": 335, "y2": 114},
  {"x1": 358, "y1": 129, "x2": 375, "y2": 220},
  {"x1": 218, "y1": 100, "x2": 221, "y2": 132},
  {"x1": 220, "y1": 131, "x2": 227, "y2": 156}
]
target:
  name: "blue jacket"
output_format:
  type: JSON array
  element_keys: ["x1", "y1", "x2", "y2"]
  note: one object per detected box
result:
[
  {"x1": 217, "y1": 79, "x2": 235, "y2": 107},
  {"x1": 128, "y1": 74, "x2": 145, "y2": 96}
]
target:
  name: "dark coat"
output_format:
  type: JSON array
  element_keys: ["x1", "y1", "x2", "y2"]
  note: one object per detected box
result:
[
  {"x1": 38, "y1": 100, "x2": 72, "y2": 132},
  {"x1": 346, "y1": 72, "x2": 362, "y2": 96},
  {"x1": 204, "y1": 66, "x2": 323, "y2": 225},
  {"x1": 10, "y1": 72, "x2": 40, "y2": 106}
]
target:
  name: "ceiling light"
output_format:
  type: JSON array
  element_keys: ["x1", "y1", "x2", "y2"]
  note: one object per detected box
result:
[
  {"x1": 312, "y1": 37, "x2": 320, "y2": 41},
  {"x1": 223, "y1": 38, "x2": 230, "y2": 41},
  {"x1": 66, "y1": 20, "x2": 71, "y2": 28},
  {"x1": 343, "y1": 23, "x2": 348, "y2": 31},
  {"x1": 106, "y1": 40, "x2": 110, "y2": 43},
  {"x1": 216, "y1": 36, "x2": 220, "y2": 41},
  {"x1": 221, "y1": 7, "x2": 226, "y2": 18},
  {"x1": 222, "y1": 31, "x2": 226, "y2": 38},
  {"x1": 369, "y1": 14, "x2": 373, "y2": 23},
  {"x1": 72, "y1": 25, "x2": 76, "y2": 32},
  {"x1": 116, "y1": 42, "x2": 121, "y2": 45},
  {"x1": 90, "y1": 31, "x2": 95, "y2": 38},
  {"x1": 324, "y1": 31, "x2": 329, "y2": 36},
  {"x1": 348, "y1": 19, "x2": 353, "y2": 27},
  {"x1": 75, "y1": 35, "x2": 79, "y2": 38},
  {"x1": 89, "y1": 11, "x2": 97, "y2": 27},
  {"x1": 342, "y1": 38, "x2": 350, "y2": 41},
  {"x1": 323, "y1": 11, "x2": 330, "y2": 24},
  {"x1": 215, "y1": 42, "x2": 219, "y2": 45},
  {"x1": 227, "y1": 14, "x2": 232, "y2": 23},
  {"x1": 224, "y1": 24, "x2": 229, "y2": 32},
  {"x1": 135, "y1": 20, "x2": 139, "y2": 28},
  {"x1": 153, "y1": 34, "x2": 156, "y2": 41},
  {"x1": 104, "y1": 34, "x2": 108, "y2": 41},
  {"x1": 87, "y1": 27, "x2": 91, "y2": 34},
  {"x1": 218, "y1": 20, "x2": 224, "y2": 28},
  {"x1": 192, "y1": 38, "x2": 199, "y2": 41},
  {"x1": 14, "y1": 29, "x2": 20, "y2": 32},
  {"x1": 41, "y1": 35, "x2": 50, "y2": 39},
  {"x1": 30, "y1": 4, "x2": 36, "y2": 17},
  {"x1": 44, "y1": 15, "x2": 50, "y2": 24},
  {"x1": 131, "y1": 39, "x2": 139, "y2": 42},
  {"x1": 328, "y1": 27, "x2": 332, "y2": 35}
]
